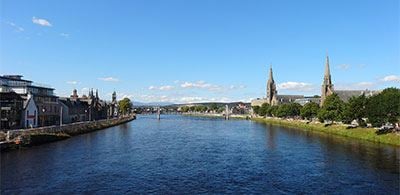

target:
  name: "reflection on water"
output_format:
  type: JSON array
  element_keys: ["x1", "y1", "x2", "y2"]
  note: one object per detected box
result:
[{"x1": 1, "y1": 115, "x2": 399, "y2": 194}]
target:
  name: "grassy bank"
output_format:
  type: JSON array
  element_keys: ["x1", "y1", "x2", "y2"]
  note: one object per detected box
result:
[{"x1": 252, "y1": 117, "x2": 400, "y2": 146}]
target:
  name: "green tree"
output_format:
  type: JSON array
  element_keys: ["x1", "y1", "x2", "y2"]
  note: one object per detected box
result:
[
  {"x1": 217, "y1": 107, "x2": 225, "y2": 113},
  {"x1": 342, "y1": 94, "x2": 367, "y2": 125},
  {"x1": 118, "y1": 98, "x2": 132, "y2": 115},
  {"x1": 259, "y1": 103, "x2": 270, "y2": 117},
  {"x1": 275, "y1": 103, "x2": 302, "y2": 118},
  {"x1": 209, "y1": 103, "x2": 219, "y2": 111},
  {"x1": 318, "y1": 93, "x2": 344, "y2": 122},
  {"x1": 268, "y1": 105, "x2": 279, "y2": 117},
  {"x1": 180, "y1": 106, "x2": 190, "y2": 112},
  {"x1": 300, "y1": 102, "x2": 320, "y2": 120},
  {"x1": 194, "y1": 105, "x2": 207, "y2": 112},
  {"x1": 366, "y1": 88, "x2": 400, "y2": 127},
  {"x1": 252, "y1": 106, "x2": 261, "y2": 115}
]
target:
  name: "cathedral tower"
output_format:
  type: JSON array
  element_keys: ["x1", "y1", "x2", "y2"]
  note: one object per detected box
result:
[
  {"x1": 266, "y1": 65, "x2": 278, "y2": 105},
  {"x1": 112, "y1": 91, "x2": 117, "y2": 103},
  {"x1": 321, "y1": 55, "x2": 334, "y2": 106}
]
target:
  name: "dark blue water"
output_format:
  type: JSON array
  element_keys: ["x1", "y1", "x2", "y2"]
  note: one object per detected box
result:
[{"x1": 1, "y1": 115, "x2": 399, "y2": 194}]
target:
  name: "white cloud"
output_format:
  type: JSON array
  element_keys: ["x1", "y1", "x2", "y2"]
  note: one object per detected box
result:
[
  {"x1": 117, "y1": 93, "x2": 134, "y2": 99},
  {"x1": 358, "y1": 64, "x2": 367, "y2": 68},
  {"x1": 148, "y1": 85, "x2": 175, "y2": 91},
  {"x1": 32, "y1": 17, "x2": 52, "y2": 27},
  {"x1": 335, "y1": 82, "x2": 376, "y2": 90},
  {"x1": 179, "y1": 96, "x2": 206, "y2": 103},
  {"x1": 98, "y1": 77, "x2": 119, "y2": 82},
  {"x1": 60, "y1": 33, "x2": 69, "y2": 38},
  {"x1": 180, "y1": 81, "x2": 222, "y2": 91},
  {"x1": 6, "y1": 22, "x2": 24, "y2": 32},
  {"x1": 80, "y1": 87, "x2": 89, "y2": 95},
  {"x1": 229, "y1": 85, "x2": 246, "y2": 90},
  {"x1": 148, "y1": 86, "x2": 156, "y2": 90},
  {"x1": 160, "y1": 85, "x2": 174, "y2": 90},
  {"x1": 277, "y1": 82, "x2": 314, "y2": 91},
  {"x1": 66, "y1": 81, "x2": 79, "y2": 85},
  {"x1": 381, "y1": 75, "x2": 400, "y2": 82},
  {"x1": 336, "y1": 64, "x2": 350, "y2": 70},
  {"x1": 353, "y1": 82, "x2": 375, "y2": 89}
]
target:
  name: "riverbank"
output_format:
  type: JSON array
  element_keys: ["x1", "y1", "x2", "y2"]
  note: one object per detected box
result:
[
  {"x1": 1, "y1": 114, "x2": 136, "y2": 151},
  {"x1": 252, "y1": 117, "x2": 400, "y2": 146},
  {"x1": 182, "y1": 113, "x2": 250, "y2": 119}
]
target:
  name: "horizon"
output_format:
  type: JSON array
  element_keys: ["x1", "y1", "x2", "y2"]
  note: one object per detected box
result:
[{"x1": 1, "y1": 0, "x2": 399, "y2": 104}]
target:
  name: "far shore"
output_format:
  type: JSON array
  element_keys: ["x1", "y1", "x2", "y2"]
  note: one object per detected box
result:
[{"x1": 182, "y1": 112, "x2": 250, "y2": 119}]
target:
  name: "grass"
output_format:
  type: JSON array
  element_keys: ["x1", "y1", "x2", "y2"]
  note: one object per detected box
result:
[{"x1": 252, "y1": 117, "x2": 400, "y2": 146}]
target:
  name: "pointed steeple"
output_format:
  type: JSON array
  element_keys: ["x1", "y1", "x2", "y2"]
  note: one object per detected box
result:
[
  {"x1": 321, "y1": 54, "x2": 334, "y2": 106},
  {"x1": 323, "y1": 54, "x2": 332, "y2": 85},
  {"x1": 96, "y1": 89, "x2": 99, "y2": 99},
  {"x1": 266, "y1": 64, "x2": 277, "y2": 105},
  {"x1": 324, "y1": 55, "x2": 331, "y2": 78},
  {"x1": 269, "y1": 64, "x2": 274, "y2": 82}
]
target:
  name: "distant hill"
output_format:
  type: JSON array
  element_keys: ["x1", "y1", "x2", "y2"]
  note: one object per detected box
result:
[
  {"x1": 168, "y1": 102, "x2": 251, "y2": 108},
  {"x1": 133, "y1": 101, "x2": 174, "y2": 107},
  {"x1": 133, "y1": 101, "x2": 250, "y2": 108}
]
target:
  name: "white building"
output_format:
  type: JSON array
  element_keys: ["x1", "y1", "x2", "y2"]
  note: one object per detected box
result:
[{"x1": 22, "y1": 93, "x2": 38, "y2": 128}]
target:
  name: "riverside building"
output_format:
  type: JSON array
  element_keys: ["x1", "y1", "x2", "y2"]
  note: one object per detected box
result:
[{"x1": 0, "y1": 75, "x2": 60, "y2": 127}]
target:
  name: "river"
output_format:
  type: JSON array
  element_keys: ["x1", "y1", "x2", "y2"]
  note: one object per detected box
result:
[{"x1": 1, "y1": 115, "x2": 399, "y2": 194}]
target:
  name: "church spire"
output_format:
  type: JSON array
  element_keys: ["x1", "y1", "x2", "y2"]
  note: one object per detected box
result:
[
  {"x1": 266, "y1": 64, "x2": 277, "y2": 105},
  {"x1": 321, "y1": 54, "x2": 334, "y2": 106},
  {"x1": 324, "y1": 55, "x2": 331, "y2": 79},
  {"x1": 269, "y1": 64, "x2": 274, "y2": 82}
]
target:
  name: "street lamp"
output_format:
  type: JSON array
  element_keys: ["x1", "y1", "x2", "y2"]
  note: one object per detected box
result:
[
  {"x1": 88, "y1": 106, "x2": 92, "y2": 121},
  {"x1": 85, "y1": 109, "x2": 88, "y2": 121},
  {"x1": 41, "y1": 107, "x2": 46, "y2": 127}
]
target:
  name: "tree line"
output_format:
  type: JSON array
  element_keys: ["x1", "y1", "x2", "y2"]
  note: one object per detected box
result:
[
  {"x1": 252, "y1": 88, "x2": 400, "y2": 127},
  {"x1": 180, "y1": 104, "x2": 226, "y2": 113}
]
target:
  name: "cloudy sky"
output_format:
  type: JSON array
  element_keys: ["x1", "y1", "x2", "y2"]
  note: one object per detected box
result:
[{"x1": 1, "y1": 0, "x2": 399, "y2": 103}]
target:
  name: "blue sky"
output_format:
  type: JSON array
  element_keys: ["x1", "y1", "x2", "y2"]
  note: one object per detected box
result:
[{"x1": 1, "y1": 0, "x2": 399, "y2": 103}]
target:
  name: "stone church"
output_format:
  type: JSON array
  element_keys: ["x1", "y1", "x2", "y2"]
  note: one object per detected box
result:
[
  {"x1": 320, "y1": 55, "x2": 379, "y2": 106},
  {"x1": 251, "y1": 55, "x2": 378, "y2": 108},
  {"x1": 251, "y1": 65, "x2": 305, "y2": 107}
]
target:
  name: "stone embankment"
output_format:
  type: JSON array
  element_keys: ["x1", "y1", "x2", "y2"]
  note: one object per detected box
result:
[{"x1": 0, "y1": 114, "x2": 136, "y2": 151}]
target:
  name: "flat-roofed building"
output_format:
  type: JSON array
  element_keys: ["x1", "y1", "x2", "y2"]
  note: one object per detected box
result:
[
  {"x1": 0, "y1": 75, "x2": 60, "y2": 127},
  {"x1": 0, "y1": 91, "x2": 23, "y2": 130}
]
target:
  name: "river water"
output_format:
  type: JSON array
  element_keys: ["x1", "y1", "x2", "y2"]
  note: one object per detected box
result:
[{"x1": 1, "y1": 115, "x2": 399, "y2": 194}]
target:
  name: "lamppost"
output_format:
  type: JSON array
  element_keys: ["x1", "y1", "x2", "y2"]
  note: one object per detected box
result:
[
  {"x1": 88, "y1": 106, "x2": 92, "y2": 121},
  {"x1": 60, "y1": 106, "x2": 63, "y2": 126},
  {"x1": 85, "y1": 109, "x2": 88, "y2": 121},
  {"x1": 41, "y1": 107, "x2": 46, "y2": 127}
]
